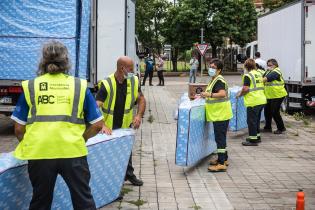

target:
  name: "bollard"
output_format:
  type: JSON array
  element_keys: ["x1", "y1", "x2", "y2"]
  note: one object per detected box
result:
[{"x1": 296, "y1": 189, "x2": 305, "y2": 210}]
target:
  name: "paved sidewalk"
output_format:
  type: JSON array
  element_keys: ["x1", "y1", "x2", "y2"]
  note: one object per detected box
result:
[
  {"x1": 1, "y1": 76, "x2": 314, "y2": 210},
  {"x1": 102, "y1": 77, "x2": 315, "y2": 210}
]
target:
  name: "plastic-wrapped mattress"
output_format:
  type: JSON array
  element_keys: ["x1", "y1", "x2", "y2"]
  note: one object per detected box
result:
[
  {"x1": 0, "y1": 129, "x2": 134, "y2": 209},
  {"x1": 0, "y1": 0, "x2": 91, "y2": 80},
  {"x1": 229, "y1": 86, "x2": 265, "y2": 131},
  {"x1": 175, "y1": 98, "x2": 217, "y2": 166}
]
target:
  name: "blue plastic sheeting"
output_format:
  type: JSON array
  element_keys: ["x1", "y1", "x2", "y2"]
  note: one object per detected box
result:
[
  {"x1": 176, "y1": 98, "x2": 217, "y2": 166},
  {"x1": 0, "y1": 38, "x2": 77, "y2": 80},
  {"x1": 229, "y1": 86, "x2": 265, "y2": 131},
  {"x1": 78, "y1": 0, "x2": 91, "y2": 79},
  {"x1": 0, "y1": 129, "x2": 134, "y2": 209},
  {"x1": 0, "y1": 0, "x2": 90, "y2": 81},
  {"x1": 0, "y1": 0, "x2": 77, "y2": 38}
]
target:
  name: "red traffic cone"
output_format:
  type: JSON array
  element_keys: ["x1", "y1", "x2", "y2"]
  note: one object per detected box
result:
[{"x1": 296, "y1": 189, "x2": 305, "y2": 210}]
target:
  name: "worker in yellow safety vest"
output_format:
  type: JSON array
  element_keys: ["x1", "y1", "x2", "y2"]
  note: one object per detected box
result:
[
  {"x1": 201, "y1": 59, "x2": 233, "y2": 172},
  {"x1": 237, "y1": 59, "x2": 267, "y2": 146},
  {"x1": 262, "y1": 58, "x2": 287, "y2": 134},
  {"x1": 11, "y1": 41, "x2": 103, "y2": 210},
  {"x1": 96, "y1": 56, "x2": 146, "y2": 186}
]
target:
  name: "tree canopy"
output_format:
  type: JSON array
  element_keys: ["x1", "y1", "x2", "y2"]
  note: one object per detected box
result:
[{"x1": 136, "y1": 0, "x2": 257, "y2": 70}]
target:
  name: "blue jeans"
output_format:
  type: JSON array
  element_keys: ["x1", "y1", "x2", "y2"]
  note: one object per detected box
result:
[{"x1": 189, "y1": 68, "x2": 196, "y2": 83}]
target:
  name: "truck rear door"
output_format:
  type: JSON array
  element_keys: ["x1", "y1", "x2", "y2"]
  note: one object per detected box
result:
[{"x1": 304, "y1": 1, "x2": 315, "y2": 84}]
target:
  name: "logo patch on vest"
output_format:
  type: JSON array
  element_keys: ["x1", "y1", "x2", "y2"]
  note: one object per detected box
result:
[
  {"x1": 39, "y1": 82, "x2": 48, "y2": 91},
  {"x1": 38, "y1": 95, "x2": 55, "y2": 104}
]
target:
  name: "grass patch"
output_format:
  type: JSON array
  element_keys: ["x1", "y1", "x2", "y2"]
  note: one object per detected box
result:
[
  {"x1": 127, "y1": 199, "x2": 147, "y2": 207},
  {"x1": 121, "y1": 187, "x2": 133, "y2": 196},
  {"x1": 147, "y1": 115, "x2": 154, "y2": 123},
  {"x1": 190, "y1": 205, "x2": 202, "y2": 210}
]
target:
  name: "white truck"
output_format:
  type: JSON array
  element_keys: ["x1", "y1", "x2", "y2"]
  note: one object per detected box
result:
[
  {"x1": 258, "y1": 0, "x2": 315, "y2": 112},
  {"x1": 0, "y1": 0, "x2": 141, "y2": 115}
]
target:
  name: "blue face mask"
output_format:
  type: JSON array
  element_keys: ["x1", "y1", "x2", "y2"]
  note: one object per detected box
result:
[{"x1": 208, "y1": 68, "x2": 216, "y2": 77}]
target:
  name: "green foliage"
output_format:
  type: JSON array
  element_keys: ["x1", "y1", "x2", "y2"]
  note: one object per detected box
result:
[
  {"x1": 137, "y1": 0, "x2": 257, "y2": 70},
  {"x1": 126, "y1": 199, "x2": 147, "y2": 207},
  {"x1": 263, "y1": 0, "x2": 296, "y2": 11},
  {"x1": 121, "y1": 187, "x2": 133, "y2": 196},
  {"x1": 190, "y1": 205, "x2": 202, "y2": 210}
]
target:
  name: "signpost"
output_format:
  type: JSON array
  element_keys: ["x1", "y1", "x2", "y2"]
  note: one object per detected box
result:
[{"x1": 196, "y1": 43, "x2": 208, "y2": 57}]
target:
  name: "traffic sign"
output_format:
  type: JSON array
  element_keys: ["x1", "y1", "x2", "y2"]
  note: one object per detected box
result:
[{"x1": 196, "y1": 44, "x2": 208, "y2": 56}]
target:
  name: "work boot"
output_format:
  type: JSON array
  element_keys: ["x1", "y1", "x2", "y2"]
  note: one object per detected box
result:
[
  {"x1": 246, "y1": 137, "x2": 261, "y2": 143},
  {"x1": 242, "y1": 139, "x2": 258, "y2": 146},
  {"x1": 125, "y1": 175, "x2": 143, "y2": 186},
  {"x1": 209, "y1": 159, "x2": 229, "y2": 166},
  {"x1": 208, "y1": 164, "x2": 227, "y2": 172},
  {"x1": 273, "y1": 128, "x2": 286, "y2": 134}
]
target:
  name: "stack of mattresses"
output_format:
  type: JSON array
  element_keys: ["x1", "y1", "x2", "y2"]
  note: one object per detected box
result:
[
  {"x1": 175, "y1": 98, "x2": 216, "y2": 166},
  {"x1": 0, "y1": 0, "x2": 91, "y2": 80},
  {"x1": 0, "y1": 129, "x2": 134, "y2": 209}
]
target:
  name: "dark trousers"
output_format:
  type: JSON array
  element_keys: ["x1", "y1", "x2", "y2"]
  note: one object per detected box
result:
[
  {"x1": 247, "y1": 104, "x2": 264, "y2": 139},
  {"x1": 125, "y1": 153, "x2": 135, "y2": 178},
  {"x1": 157, "y1": 70, "x2": 164, "y2": 85},
  {"x1": 264, "y1": 97, "x2": 285, "y2": 131},
  {"x1": 142, "y1": 70, "x2": 153, "y2": 85},
  {"x1": 213, "y1": 120, "x2": 229, "y2": 164},
  {"x1": 28, "y1": 157, "x2": 96, "y2": 210}
]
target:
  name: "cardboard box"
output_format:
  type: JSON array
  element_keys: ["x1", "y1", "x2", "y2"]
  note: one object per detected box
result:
[{"x1": 188, "y1": 83, "x2": 208, "y2": 99}]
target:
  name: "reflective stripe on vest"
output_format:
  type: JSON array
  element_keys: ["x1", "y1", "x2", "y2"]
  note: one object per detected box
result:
[
  {"x1": 101, "y1": 74, "x2": 138, "y2": 129},
  {"x1": 247, "y1": 73, "x2": 264, "y2": 92},
  {"x1": 14, "y1": 74, "x2": 88, "y2": 160},
  {"x1": 243, "y1": 70, "x2": 267, "y2": 107},
  {"x1": 205, "y1": 75, "x2": 233, "y2": 122},
  {"x1": 26, "y1": 78, "x2": 84, "y2": 124},
  {"x1": 264, "y1": 68, "x2": 287, "y2": 99}
]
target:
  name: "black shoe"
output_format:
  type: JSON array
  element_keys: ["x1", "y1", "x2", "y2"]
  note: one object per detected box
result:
[
  {"x1": 242, "y1": 141, "x2": 258, "y2": 146},
  {"x1": 156, "y1": 84, "x2": 161, "y2": 86},
  {"x1": 273, "y1": 128, "x2": 286, "y2": 134},
  {"x1": 141, "y1": 83, "x2": 145, "y2": 86},
  {"x1": 149, "y1": 84, "x2": 153, "y2": 86},
  {"x1": 125, "y1": 175, "x2": 143, "y2": 186},
  {"x1": 262, "y1": 128, "x2": 272, "y2": 133},
  {"x1": 242, "y1": 139, "x2": 258, "y2": 146}
]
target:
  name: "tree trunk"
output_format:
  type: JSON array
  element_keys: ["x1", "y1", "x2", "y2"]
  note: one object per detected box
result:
[
  {"x1": 211, "y1": 45, "x2": 217, "y2": 58},
  {"x1": 171, "y1": 47, "x2": 178, "y2": 72}
]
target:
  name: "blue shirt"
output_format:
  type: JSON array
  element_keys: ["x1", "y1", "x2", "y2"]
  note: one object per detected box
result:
[
  {"x1": 266, "y1": 71, "x2": 281, "y2": 82},
  {"x1": 11, "y1": 89, "x2": 103, "y2": 125}
]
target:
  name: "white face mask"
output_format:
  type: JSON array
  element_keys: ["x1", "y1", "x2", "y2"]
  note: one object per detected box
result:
[
  {"x1": 243, "y1": 68, "x2": 248, "y2": 74},
  {"x1": 123, "y1": 68, "x2": 134, "y2": 79}
]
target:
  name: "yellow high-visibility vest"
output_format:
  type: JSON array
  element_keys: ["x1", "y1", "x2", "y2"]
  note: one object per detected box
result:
[
  {"x1": 243, "y1": 70, "x2": 267, "y2": 107},
  {"x1": 100, "y1": 74, "x2": 139, "y2": 129},
  {"x1": 15, "y1": 73, "x2": 87, "y2": 160},
  {"x1": 264, "y1": 67, "x2": 287, "y2": 99},
  {"x1": 205, "y1": 75, "x2": 233, "y2": 122}
]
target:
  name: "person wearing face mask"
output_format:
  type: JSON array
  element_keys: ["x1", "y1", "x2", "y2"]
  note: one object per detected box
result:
[
  {"x1": 262, "y1": 58, "x2": 287, "y2": 134},
  {"x1": 200, "y1": 59, "x2": 233, "y2": 172},
  {"x1": 237, "y1": 59, "x2": 267, "y2": 146},
  {"x1": 96, "y1": 56, "x2": 146, "y2": 186}
]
